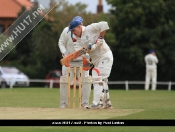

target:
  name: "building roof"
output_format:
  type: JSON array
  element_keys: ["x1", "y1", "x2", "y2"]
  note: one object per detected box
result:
[{"x1": 0, "y1": 0, "x2": 32, "y2": 18}]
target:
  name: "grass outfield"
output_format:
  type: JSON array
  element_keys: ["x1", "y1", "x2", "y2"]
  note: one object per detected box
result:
[{"x1": 0, "y1": 88, "x2": 175, "y2": 131}]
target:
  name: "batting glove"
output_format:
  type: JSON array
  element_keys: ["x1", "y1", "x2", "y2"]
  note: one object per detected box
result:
[
  {"x1": 88, "y1": 43, "x2": 92, "y2": 50},
  {"x1": 91, "y1": 44, "x2": 97, "y2": 51},
  {"x1": 88, "y1": 43, "x2": 97, "y2": 51},
  {"x1": 96, "y1": 36, "x2": 104, "y2": 46}
]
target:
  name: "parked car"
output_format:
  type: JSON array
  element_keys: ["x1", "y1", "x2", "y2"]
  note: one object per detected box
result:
[
  {"x1": 45, "y1": 69, "x2": 79, "y2": 88},
  {"x1": 0, "y1": 66, "x2": 30, "y2": 88},
  {"x1": 45, "y1": 70, "x2": 62, "y2": 88}
]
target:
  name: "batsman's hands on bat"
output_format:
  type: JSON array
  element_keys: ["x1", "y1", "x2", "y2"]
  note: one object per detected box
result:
[
  {"x1": 96, "y1": 36, "x2": 104, "y2": 46},
  {"x1": 88, "y1": 37, "x2": 104, "y2": 51},
  {"x1": 88, "y1": 43, "x2": 96, "y2": 51}
]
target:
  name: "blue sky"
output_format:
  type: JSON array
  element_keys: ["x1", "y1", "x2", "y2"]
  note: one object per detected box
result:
[{"x1": 36, "y1": 0, "x2": 111, "y2": 14}]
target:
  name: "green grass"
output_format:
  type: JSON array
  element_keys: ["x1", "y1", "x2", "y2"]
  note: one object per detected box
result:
[
  {"x1": 1, "y1": 126, "x2": 175, "y2": 132},
  {"x1": 0, "y1": 88, "x2": 175, "y2": 131}
]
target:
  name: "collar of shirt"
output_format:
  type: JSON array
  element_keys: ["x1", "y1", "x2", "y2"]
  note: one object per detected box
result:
[{"x1": 82, "y1": 26, "x2": 85, "y2": 32}]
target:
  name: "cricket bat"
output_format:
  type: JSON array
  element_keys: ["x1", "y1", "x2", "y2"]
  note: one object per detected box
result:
[{"x1": 60, "y1": 46, "x2": 89, "y2": 67}]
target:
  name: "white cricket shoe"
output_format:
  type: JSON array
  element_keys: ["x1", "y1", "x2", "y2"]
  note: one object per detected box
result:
[
  {"x1": 104, "y1": 101, "x2": 113, "y2": 109},
  {"x1": 90, "y1": 103, "x2": 99, "y2": 109}
]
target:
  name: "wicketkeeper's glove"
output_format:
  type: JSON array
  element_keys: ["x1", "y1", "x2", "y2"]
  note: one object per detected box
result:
[{"x1": 62, "y1": 51, "x2": 69, "y2": 57}]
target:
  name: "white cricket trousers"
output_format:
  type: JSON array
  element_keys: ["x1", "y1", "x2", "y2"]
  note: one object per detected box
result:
[
  {"x1": 92, "y1": 51, "x2": 113, "y2": 105},
  {"x1": 145, "y1": 67, "x2": 157, "y2": 90}
]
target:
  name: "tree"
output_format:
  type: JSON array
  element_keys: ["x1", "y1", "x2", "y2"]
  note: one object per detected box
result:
[
  {"x1": 1, "y1": 1, "x2": 43, "y2": 73},
  {"x1": 0, "y1": 34, "x2": 17, "y2": 62},
  {"x1": 107, "y1": 0, "x2": 175, "y2": 81}
]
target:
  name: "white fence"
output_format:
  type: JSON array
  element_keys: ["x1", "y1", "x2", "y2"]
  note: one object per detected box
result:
[
  {"x1": 108, "y1": 81, "x2": 173, "y2": 91},
  {"x1": 9, "y1": 79, "x2": 174, "y2": 91}
]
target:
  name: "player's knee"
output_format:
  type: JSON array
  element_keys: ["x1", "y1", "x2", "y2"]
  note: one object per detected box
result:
[
  {"x1": 60, "y1": 76, "x2": 68, "y2": 92},
  {"x1": 60, "y1": 75, "x2": 68, "y2": 84},
  {"x1": 92, "y1": 76, "x2": 103, "y2": 86},
  {"x1": 103, "y1": 78, "x2": 108, "y2": 83},
  {"x1": 82, "y1": 76, "x2": 92, "y2": 84}
]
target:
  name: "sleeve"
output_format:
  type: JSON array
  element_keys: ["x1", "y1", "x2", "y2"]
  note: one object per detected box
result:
[
  {"x1": 144, "y1": 55, "x2": 147, "y2": 63},
  {"x1": 58, "y1": 27, "x2": 68, "y2": 54},
  {"x1": 154, "y1": 56, "x2": 158, "y2": 64},
  {"x1": 89, "y1": 21, "x2": 110, "y2": 34}
]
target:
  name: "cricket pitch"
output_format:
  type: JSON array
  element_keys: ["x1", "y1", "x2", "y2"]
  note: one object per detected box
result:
[{"x1": 0, "y1": 107, "x2": 144, "y2": 119}]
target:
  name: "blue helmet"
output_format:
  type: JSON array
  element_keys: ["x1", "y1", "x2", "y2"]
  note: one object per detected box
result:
[
  {"x1": 149, "y1": 49, "x2": 155, "y2": 53},
  {"x1": 67, "y1": 16, "x2": 83, "y2": 32}
]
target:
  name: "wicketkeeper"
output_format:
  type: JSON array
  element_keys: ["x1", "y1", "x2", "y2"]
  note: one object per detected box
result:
[
  {"x1": 58, "y1": 16, "x2": 92, "y2": 108},
  {"x1": 67, "y1": 16, "x2": 113, "y2": 109}
]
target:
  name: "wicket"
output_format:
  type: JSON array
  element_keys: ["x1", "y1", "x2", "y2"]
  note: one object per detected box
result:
[{"x1": 67, "y1": 67, "x2": 82, "y2": 108}]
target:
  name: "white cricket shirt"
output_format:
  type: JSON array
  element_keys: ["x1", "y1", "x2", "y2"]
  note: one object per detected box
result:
[
  {"x1": 76, "y1": 22, "x2": 112, "y2": 64},
  {"x1": 145, "y1": 54, "x2": 158, "y2": 68}
]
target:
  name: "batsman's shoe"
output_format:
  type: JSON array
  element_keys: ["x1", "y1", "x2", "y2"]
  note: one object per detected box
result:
[
  {"x1": 104, "y1": 101, "x2": 113, "y2": 109},
  {"x1": 90, "y1": 103, "x2": 103, "y2": 109},
  {"x1": 105, "y1": 104, "x2": 113, "y2": 109},
  {"x1": 97, "y1": 101, "x2": 104, "y2": 109},
  {"x1": 90, "y1": 103, "x2": 99, "y2": 109}
]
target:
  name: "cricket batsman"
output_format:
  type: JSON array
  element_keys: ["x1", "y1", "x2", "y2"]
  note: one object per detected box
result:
[
  {"x1": 67, "y1": 16, "x2": 113, "y2": 109},
  {"x1": 58, "y1": 16, "x2": 92, "y2": 108}
]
